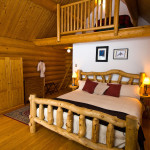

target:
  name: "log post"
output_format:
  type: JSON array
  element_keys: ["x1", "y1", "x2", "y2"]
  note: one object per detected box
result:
[
  {"x1": 92, "y1": 118, "x2": 99, "y2": 143},
  {"x1": 139, "y1": 72, "x2": 146, "y2": 95},
  {"x1": 114, "y1": 0, "x2": 120, "y2": 36},
  {"x1": 56, "y1": 107, "x2": 63, "y2": 128},
  {"x1": 78, "y1": 115, "x2": 86, "y2": 138},
  {"x1": 29, "y1": 94, "x2": 37, "y2": 133},
  {"x1": 47, "y1": 105, "x2": 53, "y2": 125},
  {"x1": 66, "y1": 110, "x2": 73, "y2": 133},
  {"x1": 106, "y1": 123, "x2": 114, "y2": 148},
  {"x1": 57, "y1": 4, "x2": 61, "y2": 42},
  {"x1": 125, "y1": 115, "x2": 138, "y2": 150}
]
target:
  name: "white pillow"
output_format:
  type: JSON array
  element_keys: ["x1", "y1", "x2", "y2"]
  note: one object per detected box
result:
[
  {"x1": 78, "y1": 80, "x2": 86, "y2": 90},
  {"x1": 120, "y1": 84, "x2": 140, "y2": 99},
  {"x1": 94, "y1": 83, "x2": 109, "y2": 95}
]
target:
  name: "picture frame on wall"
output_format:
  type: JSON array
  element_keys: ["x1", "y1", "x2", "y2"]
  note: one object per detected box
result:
[
  {"x1": 113, "y1": 48, "x2": 128, "y2": 60},
  {"x1": 96, "y1": 46, "x2": 109, "y2": 62}
]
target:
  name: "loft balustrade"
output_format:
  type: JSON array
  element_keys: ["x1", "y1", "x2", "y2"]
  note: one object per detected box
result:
[{"x1": 57, "y1": 0, "x2": 120, "y2": 41}]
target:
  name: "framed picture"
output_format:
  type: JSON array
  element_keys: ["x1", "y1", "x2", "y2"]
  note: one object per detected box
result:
[
  {"x1": 113, "y1": 48, "x2": 128, "y2": 60},
  {"x1": 96, "y1": 46, "x2": 109, "y2": 62}
]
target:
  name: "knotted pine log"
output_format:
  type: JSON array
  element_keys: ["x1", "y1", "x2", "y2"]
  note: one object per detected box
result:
[
  {"x1": 78, "y1": 115, "x2": 86, "y2": 137},
  {"x1": 92, "y1": 118, "x2": 99, "y2": 143},
  {"x1": 56, "y1": 107, "x2": 63, "y2": 128},
  {"x1": 29, "y1": 94, "x2": 37, "y2": 133},
  {"x1": 47, "y1": 105, "x2": 53, "y2": 125},
  {"x1": 106, "y1": 123, "x2": 114, "y2": 148},
  {"x1": 66, "y1": 110, "x2": 73, "y2": 133},
  {"x1": 39, "y1": 104, "x2": 44, "y2": 120}
]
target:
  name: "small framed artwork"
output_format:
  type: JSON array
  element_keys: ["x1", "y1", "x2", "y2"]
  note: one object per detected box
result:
[
  {"x1": 96, "y1": 46, "x2": 109, "y2": 62},
  {"x1": 113, "y1": 48, "x2": 128, "y2": 60}
]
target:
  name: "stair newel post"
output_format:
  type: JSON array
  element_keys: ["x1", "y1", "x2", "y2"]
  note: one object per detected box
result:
[{"x1": 29, "y1": 94, "x2": 37, "y2": 133}]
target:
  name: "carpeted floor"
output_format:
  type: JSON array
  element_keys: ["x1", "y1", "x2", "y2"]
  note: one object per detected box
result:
[{"x1": 4, "y1": 105, "x2": 30, "y2": 125}]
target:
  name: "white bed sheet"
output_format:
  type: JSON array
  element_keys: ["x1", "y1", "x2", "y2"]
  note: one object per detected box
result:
[{"x1": 37, "y1": 89, "x2": 143, "y2": 148}]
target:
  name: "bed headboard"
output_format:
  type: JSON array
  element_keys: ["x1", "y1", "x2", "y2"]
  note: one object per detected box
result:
[{"x1": 76, "y1": 69, "x2": 145, "y2": 95}]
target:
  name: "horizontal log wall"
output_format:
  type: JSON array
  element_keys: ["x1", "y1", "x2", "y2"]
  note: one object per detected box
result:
[{"x1": 0, "y1": 37, "x2": 68, "y2": 84}]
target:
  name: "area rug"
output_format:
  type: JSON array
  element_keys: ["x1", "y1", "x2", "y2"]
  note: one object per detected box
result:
[{"x1": 4, "y1": 105, "x2": 30, "y2": 125}]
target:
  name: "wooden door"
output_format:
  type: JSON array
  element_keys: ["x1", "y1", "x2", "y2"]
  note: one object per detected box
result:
[
  {"x1": 0, "y1": 57, "x2": 9, "y2": 111},
  {"x1": 0, "y1": 57, "x2": 24, "y2": 112},
  {"x1": 9, "y1": 58, "x2": 24, "y2": 107}
]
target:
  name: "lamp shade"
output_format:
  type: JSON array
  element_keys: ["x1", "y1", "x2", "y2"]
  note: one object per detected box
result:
[
  {"x1": 72, "y1": 72, "x2": 77, "y2": 78},
  {"x1": 143, "y1": 77, "x2": 150, "y2": 85}
]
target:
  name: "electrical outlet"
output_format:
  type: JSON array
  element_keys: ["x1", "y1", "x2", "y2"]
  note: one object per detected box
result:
[{"x1": 75, "y1": 64, "x2": 77, "y2": 67}]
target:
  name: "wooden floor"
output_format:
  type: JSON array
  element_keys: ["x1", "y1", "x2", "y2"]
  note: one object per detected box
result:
[{"x1": 0, "y1": 116, "x2": 149, "y2": 150}]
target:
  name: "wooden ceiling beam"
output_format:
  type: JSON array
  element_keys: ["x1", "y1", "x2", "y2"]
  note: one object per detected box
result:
[
  {"x1": 33, "y1": 25, "x2": 150, "y2": 46},
  {"x1": 31, "y1": 0, "x2": 57, "y2": 12},
  {"x1": 124, "y1": 0, "x2": 139, "y2": 26}
]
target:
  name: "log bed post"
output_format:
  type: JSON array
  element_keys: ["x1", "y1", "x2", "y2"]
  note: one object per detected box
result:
[
  {"x1": 125, "y1": 115, "x2": 138, "y2": 150},
  {"x1": 29, "y1": 94, "x2": 37, "y2": 133}
]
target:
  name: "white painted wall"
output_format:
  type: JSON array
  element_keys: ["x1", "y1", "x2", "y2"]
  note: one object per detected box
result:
[{"x1": 73, "y1": 37, "x2": 150, "y2": 76}]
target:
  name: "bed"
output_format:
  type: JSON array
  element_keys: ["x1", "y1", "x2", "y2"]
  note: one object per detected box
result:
[{"x1": 29, "y1": 69, "x2": 145, "y2": 150}]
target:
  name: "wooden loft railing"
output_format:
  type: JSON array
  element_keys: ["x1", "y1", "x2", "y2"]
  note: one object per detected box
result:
[{"x1": 57, "y1": 0, "x2": 120, "y2": 41}]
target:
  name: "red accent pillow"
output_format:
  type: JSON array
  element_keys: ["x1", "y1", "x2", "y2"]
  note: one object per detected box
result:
[
  {"x1": 82, "y1": 79, "x2": 98, "y2": 94},
  {"x1": 104, "y1": 83, "x2": 121, "y2": 97}
]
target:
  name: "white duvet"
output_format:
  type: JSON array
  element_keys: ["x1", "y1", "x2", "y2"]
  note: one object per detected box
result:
[{"x1": 37, "y1": 89, "x2": 143, "y2": 148}]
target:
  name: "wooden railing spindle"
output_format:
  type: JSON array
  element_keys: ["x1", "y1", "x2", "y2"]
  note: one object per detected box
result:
[
  {"x1": 66, "y1": 110, "x2": 73, "y2": 133},
  {"x1": 39, "y1": 104, "x2": 44, "y2": 120},
  {"x1": 106, "y1": 123, "x2": 114, "y2": 148},
  {"x1": 78, "y1": 115, "x2": 86, "y2": 137},
  {"x1": 64, "y1": 7, "x2": 66, "y2": 32},
  {"x1": 61, "y1": 8, "x2": 63, "y2": 33},
  {"x1": 100, "y1": 0, "x2": 103, "y2": 26},
  {"x1": 56, "y1": 107, "x2": 63, "y2": 128},
  {"x1": 74, "y1": 5, "x2": 76, "y2": 30},
  {"x1": 114, "y1": 0, "x2": 120, "y2": 35},
  {"x1": 118, "y1": 75, "x2": 122, "y2": 84},
  {"x1": 92, "y1": 118, "x2": 99, "y2": 143},
  {"x1": 70, "y1": 6, "x2": 73, "y2": 31},
  {"x1": 77, "y1": 4, "x2": 80, "y2": 30},
  {"x1": 84, "y1": 2, "x2": 87, "y2": 29},
  {"x1": 88, "y1": 0, "x2": 90, "y2": 28},
  {"x1": 81, "y1": 3, "x2": 83, "y2": 29},
  {"x1": 47, "y1": 105, "x2": 53, "y2": 125},
  {"x1": 96, "y1": 0, "x2": 98, "y2": 27},
  {"x1": 109, "y1": 0, "x2": 112, "y2": 25},
  {"x1": 67, "y1": 7, "x2": 69, "y2": 31},
  {"x1": 92, "y1": 0, "x2": 95, "y2": 27},
  {"x1": 57, "y1": 4, "x2": 61, "y2": 41}
]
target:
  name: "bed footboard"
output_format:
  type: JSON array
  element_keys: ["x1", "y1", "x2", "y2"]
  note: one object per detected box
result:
[{"x1": 29, "y1": 94, "x2": 138, "y2": 150}]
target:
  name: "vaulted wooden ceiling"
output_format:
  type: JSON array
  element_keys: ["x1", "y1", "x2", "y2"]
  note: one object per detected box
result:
[
  {"x1": 0, "y1": 0, "x2": 149, "y2": 42},
  {"x1": 0, "y1": 0, "x2": 78, "y2": 41}
]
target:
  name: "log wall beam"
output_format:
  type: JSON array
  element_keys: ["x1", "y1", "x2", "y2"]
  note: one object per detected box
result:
[{"x1": 33, "y1": 25, "x2": 150, "y2": 46}]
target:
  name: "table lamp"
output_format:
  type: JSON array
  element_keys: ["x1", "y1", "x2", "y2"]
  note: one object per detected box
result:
[
  {"x1": 72, "y1": 72, "x2": 77, "y2": 86},
  {"x1": 143, "y1": 77, "x2": 150, "y2": 96}
]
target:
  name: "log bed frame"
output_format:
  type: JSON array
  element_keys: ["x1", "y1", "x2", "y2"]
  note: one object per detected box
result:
[{"x1": 29, "y1": 69, "x2": 145, "y2": 150}]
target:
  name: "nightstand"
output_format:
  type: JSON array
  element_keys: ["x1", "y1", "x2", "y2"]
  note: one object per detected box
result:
[
  {"x1": 69, "y1": 85, "x2": 78, "y2": 91},
  {"x1": 140, "y1": 95, "x2": 150, "y2": 119}
]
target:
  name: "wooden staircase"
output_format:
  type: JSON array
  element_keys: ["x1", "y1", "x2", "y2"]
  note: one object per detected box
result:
[{"x1": 58, "y1": 62, "x2": 72, "y2": 91}]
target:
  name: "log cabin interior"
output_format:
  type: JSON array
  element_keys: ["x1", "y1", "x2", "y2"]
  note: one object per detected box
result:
[{"x1": 0, "y1": 0, "x2": 150, "y2": 149}]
